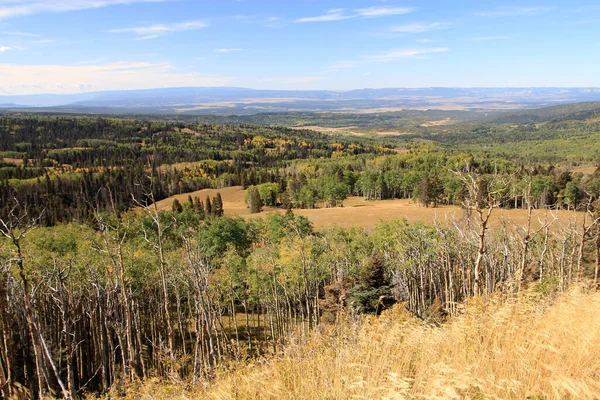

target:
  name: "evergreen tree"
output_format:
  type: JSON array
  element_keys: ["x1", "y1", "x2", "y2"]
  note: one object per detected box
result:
[
  {"x1": 247, "y1": 186, "x2": 263, "y2": 214},
  {"x1": 172, "y1": 198, "x2": 183, "y2": 214},
  {"x1": 205, "y1": 195, "x2": 213, "y2": 216},
  {"x1": 213, "y1": 192, "x2": 224, "y2": 217},
  {"x1": 347, "y1": 252, "x2": 395, "y2": 315}
]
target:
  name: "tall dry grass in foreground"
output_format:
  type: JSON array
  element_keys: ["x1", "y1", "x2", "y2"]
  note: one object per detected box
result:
[{"x1": 117, "y1": 288, "x2": 600, "y2": 400}]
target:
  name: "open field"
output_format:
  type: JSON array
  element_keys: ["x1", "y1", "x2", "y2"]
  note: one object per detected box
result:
[
  {"x1": 1, "y1": 157, "x2": 24, "y2": 166},
  {"x1": 153, "y1": 186, "x2": 582, "y2": 231},
  {"x1": 291, "y1": 125, "x2": 412, "y2": 136},
  {"x1": 571, "y1": 164, "x2": 599, "y2": 175}
]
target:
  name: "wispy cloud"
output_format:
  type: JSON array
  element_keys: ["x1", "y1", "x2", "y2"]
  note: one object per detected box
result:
[
  {"x1": 0, "y1": 0, "x2": 169, "y2": 19},
  {"x1": 296, "y1": 9, "x2": 352, "y2": 23},
  {"x1": 355, "y1": 6, "x2": 415, "y2": 17},
  {"x1": 214, "y1": 48, "x2": 242, "y2": 53},
  {"x1": 364, "y1": 48, "x2": 450, "y2": 62},
  {"x1": 296, "y1": 6, "x2": 414, "y2": 23},
  {"x1": 328, "y1": 47, "x2": 450, "y2": 71},
  {"x1": 391, "y1": 22, "x2": 450, "y2": 33},
  {"x1": 0, "y1": 46, "x2": 12, "y2": 52},
  {"x1": 475, "y1": 7, "x2": 551, "y2": 17},
  {"x1": 0, "y1": 30, "x2": 39, "y2": 37},
  {"x1": 265, "y1": 16, "x2": 282, "y2": 28},
  {"x1": 108, "y1": 20, "x2": 207, "y2": 39},
  {"x1": 0, "y1": 61, "x2": 231, "y2": 95}
]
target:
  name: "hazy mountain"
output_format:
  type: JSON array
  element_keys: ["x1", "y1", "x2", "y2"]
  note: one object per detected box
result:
[{"x1": 2, "y1": 87, "x2": 600, "y2": 115}]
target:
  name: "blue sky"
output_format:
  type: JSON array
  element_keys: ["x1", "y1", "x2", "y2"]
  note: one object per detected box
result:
[{"x1": 0, "y1": 0, "x2": 598, "y2": 94}]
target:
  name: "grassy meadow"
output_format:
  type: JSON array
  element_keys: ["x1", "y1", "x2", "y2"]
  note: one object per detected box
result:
[{"x1": 108, "y1": 286, "x2": 600, "y2": 400}]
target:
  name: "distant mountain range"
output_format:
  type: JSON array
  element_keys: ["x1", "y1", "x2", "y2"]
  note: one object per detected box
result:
[{"x1": 2, "y1": 87, "x2": 600, "y2": 115}]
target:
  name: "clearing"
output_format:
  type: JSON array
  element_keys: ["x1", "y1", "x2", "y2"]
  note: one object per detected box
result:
[{"x1": 153, "y1": 186, "x2": 580, "y2": 231}]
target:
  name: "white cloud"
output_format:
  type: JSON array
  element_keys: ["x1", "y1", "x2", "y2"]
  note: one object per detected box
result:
[
  {"x1": 0, "y1": 62, "x2": 231, "y2": 95},
  {"x1": 296, "y1": 9, "x2": 352, "y2": 23},
  {"x1": 109, "y1": 20, "x2": 207, "y2": 38},
  {"x1": 363, "y1": 47, "x2": 450, "y2": 62},
  {"x1": 355, "y1": 6, "x2": 414, "y2": 17},
  {"x1": 0, "y1": 46, "x2": 12, "y2": 52},
  {"x1": 0, "y1": 0, "x2": 169, "y2": 19},
  {"x1": 391, "y1": 22, "x2": 450, "y2": 33},
  {"x1": 327, "y1": 47, "x2": 449, "y2": 71},
  {"x1": 214, "y1": 48, "x2": 242, "y2": 53},
  {"x1": 0, "y1": 30, "x2": 38, "y2": 36},
  {"x1": 297, "y1": 6, "x2": 415, "y2": 23},
  {"x1": 475, "y1": 7, "x2": 551, "y2": 17}
]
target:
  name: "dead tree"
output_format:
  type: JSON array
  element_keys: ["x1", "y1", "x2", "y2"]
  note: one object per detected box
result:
[
  {"x1": 453, "y1": 163, "x2": 506, "y2": 296},
  {"x1": 0, "y1": 202, "x2": 71, "y2": 399}
]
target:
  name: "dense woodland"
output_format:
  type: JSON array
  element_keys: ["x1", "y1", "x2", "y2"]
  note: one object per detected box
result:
[
  {"x1": 2, "y1": 116, "x2": 600, "y2": 225},
  {"x1": 1, "y1": 114, "x2": 600, "y2": 398}
]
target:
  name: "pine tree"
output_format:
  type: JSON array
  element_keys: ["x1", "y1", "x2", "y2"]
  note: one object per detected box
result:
[
  {"x1": 205, "y1": 195, "x2": 212, "y2": 216},
  {"x1": 172, "y1": 198, "x2": 183, "y2": 214},
  {"x1": 213, "y1": 192, "x2": 224, "y2": 217},
  {"x1": 247, "y1": 186, "x2": 262, "y2": 214}
]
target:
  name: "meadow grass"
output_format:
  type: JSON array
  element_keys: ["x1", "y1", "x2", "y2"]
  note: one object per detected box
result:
[{"x1": 114, "y1": 286, "x2": 600, "y2": 399}]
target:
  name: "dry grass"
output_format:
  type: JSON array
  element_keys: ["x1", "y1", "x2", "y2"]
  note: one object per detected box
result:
[
  {"x1": 570, "y1": 164, "x2": 598, "y2": 175},
  {"x1": 152, "y1": 187, "x2": 583, "y2": 232},
  {"x1": 420, "y1": 118, "x2": 453, "y2": 127},
  {"x1": 152, "y1": 186, "x2": 248, "y2": 214},
  {"x1": 1, "y1": 157, "x2": 24, "y2": 166},
  {"x1": 290, "y1": 126, "x2": 412, "y2": 137},
  {"x1": 118, "y1": 287, "x2": 600, "y2": 399}
]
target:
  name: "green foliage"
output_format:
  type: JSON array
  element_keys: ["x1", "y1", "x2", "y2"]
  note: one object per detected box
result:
[
  {"x1": 347, "y1": 252, "x2": 395, "y2": 315},
  {"x1": 246, "y1": 186, "x2": 263, "y2": 213},
  {"x1": 256, "y1": 183, "x2": 280, "y2": 207}
]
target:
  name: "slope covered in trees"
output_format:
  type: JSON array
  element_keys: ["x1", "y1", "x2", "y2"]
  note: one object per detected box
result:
[{"x1": 1, "y1": 112, "x2": 600, "y2": 398}]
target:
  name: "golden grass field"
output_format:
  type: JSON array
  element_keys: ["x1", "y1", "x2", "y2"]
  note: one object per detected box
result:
[
  {"x1": 291, "y1": 125, "x2": 412, "y2": 137},
  {"x1": 571, "y1": 164, "x2": 599, "y2": 175},
  {"x1": 1, "y1": 157, "x2": 24, "y2": 166},
  {"x1": 153, "y1": 186, "x2": 582, "y2": 231},
  {"x1": 112, "y1": 287, "x2": 600, "y2": 400}
]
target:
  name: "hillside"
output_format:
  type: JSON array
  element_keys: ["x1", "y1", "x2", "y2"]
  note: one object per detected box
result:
[
  {"x1": 489, "y1": 101, "x2": 600, "y2": 124},
  {"x1": 111, "y1": 287, "x2": 600, "y2": 400}
]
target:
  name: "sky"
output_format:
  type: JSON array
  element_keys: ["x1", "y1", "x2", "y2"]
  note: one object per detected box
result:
[{"x1": 0, "y1": 0, "x2": 599, "y2": 95}]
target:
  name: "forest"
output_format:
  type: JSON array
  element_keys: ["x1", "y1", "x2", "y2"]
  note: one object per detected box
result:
[{"x1": 1, "y1": 112, "x2": 600, "y2": 398}]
